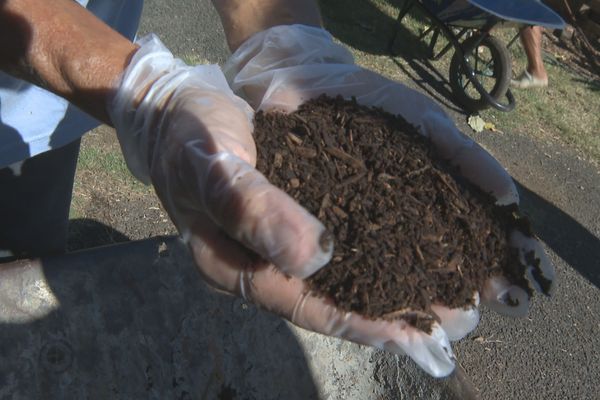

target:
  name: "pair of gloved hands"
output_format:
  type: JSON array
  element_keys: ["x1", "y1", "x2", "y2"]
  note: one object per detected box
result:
[{"x1": 108, "y1": 25, "x2": 554, "y2": 377}]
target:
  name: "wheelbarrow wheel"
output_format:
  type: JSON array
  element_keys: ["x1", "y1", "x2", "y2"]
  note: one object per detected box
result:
[{"x1": 449, "y1": 34, "x2": 511, "y2": 112}]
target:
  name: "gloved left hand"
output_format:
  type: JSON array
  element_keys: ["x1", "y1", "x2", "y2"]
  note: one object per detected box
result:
[{"x1": 108, "y1": 34, "x2": 333, "y2": 303}]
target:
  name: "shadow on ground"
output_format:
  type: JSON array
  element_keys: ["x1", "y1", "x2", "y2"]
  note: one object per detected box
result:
[
  {"x1": 68, "y1": 218, "x2": 131, "y2": 251},
  {"x1": 320, "y1": 0, "x2": 466, "y2": 113},
  {"x1": 60, "y1": 222, "x2": 320, "y2": 397},
  {"x1": 0, "y1": 238, "x2": 320, "y2": 399},
  {"x1": 516, "y1": 180, "x2": 600, "y2": 289}
]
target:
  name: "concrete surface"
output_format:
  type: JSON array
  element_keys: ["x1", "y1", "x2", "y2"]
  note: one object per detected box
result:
[
  {"x1": 137, "y1": 0, "x2": 230, "y2": 63},
  {"x1": 0, "y1": 238, "x2": 464, "y2": 400}
]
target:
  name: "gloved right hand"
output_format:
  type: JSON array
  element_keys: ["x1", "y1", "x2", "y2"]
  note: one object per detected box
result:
[{"x1": 221, "y1": 24, "x2": 556, "y2": 377}]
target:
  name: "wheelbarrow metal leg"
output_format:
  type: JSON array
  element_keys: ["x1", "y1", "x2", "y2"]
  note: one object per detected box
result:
[
  {"x1": 418, "y1": 24, "x2": 436, "y2": 40},
  {"x1": 428, "y1": 28, "x2": 441, "y2": 58},
  {"x1": 389, "y1": 0, "x2": 416, "y2": 54},
  {"x1": 506, "y1": 29, "x2": 522, "y2": 49},
  {"x1": 432, "y1": 27, "x2": 469, "y2": 61}
]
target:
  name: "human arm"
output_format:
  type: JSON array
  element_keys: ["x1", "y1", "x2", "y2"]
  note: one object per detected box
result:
[
  {"x1": 1, "y1": 0, "x2": 333, "y2": 282},
  {"x1": 211, "y1": 0, "x2": 322, "y2": 51},
  {"x1": 0, "y1": 0, "x2": 333, "y2": 323},
  {"x1": 0, "y1": 0, "x2": 137, "y2": 123}
]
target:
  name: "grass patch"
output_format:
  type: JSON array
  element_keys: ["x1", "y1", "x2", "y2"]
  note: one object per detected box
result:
[
  {"x1": 182, "y1": 54, "x2": 210, "y2": 66},
  {"x1": 78, "y1": 147, "x2": 129, "y2": 179},
  {"x1": 483, "y1": 66, "x2": 600, "y2": 152},
  {"x1": 69, "y1": 192, "x2": 85, "y2": 220},
  {"x1": 70, "y1": 127, "x2": 151, "y2": 219},
  {"x1": 77, "y1": 145, "x2": 146, "y2": 189},
  {"x1": 319, "y1": 0, "x2": 600, "y2": 164},
  {"x1": 480, "y1": 44, "x2": 600, "y2": 162},
  {"x1": 76, "y1": 126, "x2": 150, "y2": 191}
]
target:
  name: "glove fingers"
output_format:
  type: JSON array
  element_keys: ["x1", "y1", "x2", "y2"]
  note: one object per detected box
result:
[
  {"x1": 430, "y1": 293, "x2": 480, "y2": 341},
  {"x1": 186, "y1": 217, "x2": 268, "y2": 295},
  {"x1": 510, "y1": 231, "x2": 555, "y2": 295},
  {"x1": 450, "y1": 143, "x2": 519, "y2": 206},
  {"x1": 187, "y1": 222, "x2": 456, "y2": 378},
  {"x1": 186, "y1": 222, "x2": 332, "y2": 324},
  {"x1": 198, "y1": 152, "x2": 333, "y2": 279},
  {"x1": 382, "y1": 323, "x2": 455, "y2": 378},
  {"x1": 480, "y1": 275, "x2": 530, "y2": 317},
  {"x1": 480, "y1": 233, "x2": 554, "y2": 316},
  {"x1": 286, "y1": 289, "x2": 455, "y2": 377}
]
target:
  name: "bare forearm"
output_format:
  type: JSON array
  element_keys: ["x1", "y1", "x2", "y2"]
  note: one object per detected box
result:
[
  {"x1": 0, "y1": 0, "x2": 137, "y2": 124},
  {"x1": 211, "y1": 0, "x2": 322, "y2": 51}
]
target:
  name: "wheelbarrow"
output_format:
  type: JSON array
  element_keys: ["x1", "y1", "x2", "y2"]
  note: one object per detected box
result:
[{"x1": 389, "y1": 0, "x2": 565, "y2": 112}]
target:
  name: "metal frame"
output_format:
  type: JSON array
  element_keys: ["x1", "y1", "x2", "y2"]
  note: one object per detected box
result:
[{"x1": 389, "y1": 0, "x2": 516, "y2": 112}]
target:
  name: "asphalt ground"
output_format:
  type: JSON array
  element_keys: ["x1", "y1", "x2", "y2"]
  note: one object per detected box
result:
[{"x1": 138, "y1": 1, "x2": 600, "y2": 399}]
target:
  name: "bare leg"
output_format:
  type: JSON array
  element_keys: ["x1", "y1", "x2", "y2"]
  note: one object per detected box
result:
[{"x1": 519, "y1": 26, "x2": 547, "y2": 81}]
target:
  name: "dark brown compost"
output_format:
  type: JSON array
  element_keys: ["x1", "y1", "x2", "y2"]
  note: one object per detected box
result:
[{"x1": 254, "y1": 95, "x2": 534, "y2": 328}]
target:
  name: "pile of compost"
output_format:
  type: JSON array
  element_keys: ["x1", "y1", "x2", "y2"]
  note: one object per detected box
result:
[{"x1": 254, "y1": 95, "x2": 535, "y2": 330}]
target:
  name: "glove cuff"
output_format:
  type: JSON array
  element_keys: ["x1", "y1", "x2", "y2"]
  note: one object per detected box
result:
[
  {"x1": 223, "y1": 24, "x2": 355, "y2": 107},
  {"x1": 108, "y1": 34, "x2": 243, "y2": 184},
  {"x1": 108, "y1": 34, "x2": 183, "y2": 183}
]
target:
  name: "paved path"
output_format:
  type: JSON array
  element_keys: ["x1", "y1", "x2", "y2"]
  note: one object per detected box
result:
[
  {"x1": 138, "y1": 0, "x2": 229, "y2": 63},
  {"x1": 454, "y1": 130, "x2": 600, "y2": 400}
]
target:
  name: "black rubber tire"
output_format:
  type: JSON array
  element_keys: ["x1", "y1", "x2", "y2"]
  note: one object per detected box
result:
[{"x1": 449, "y1": 34, "x2": 511, "y2": 113}]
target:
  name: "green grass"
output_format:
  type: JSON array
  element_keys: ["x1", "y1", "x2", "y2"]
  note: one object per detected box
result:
[
  {"x1": 69, "y1": 140, "x2": 151, "y2": 219},
  {"x1": 319, "y1": 0, "x2": 600, "y2": 164},
  {"x1": 483, "y1": 67, "x2": 599, "y2": 149},
  {"x1": 182, "y1": 54, "x2": 210, "y2": 66},
  {"x1": 77, "y1": 145, "x2": 147, "y2": 189},
  {"x1": 77, "y1": 146, "x2": 130, "y2": 179},
  {"x1": 480, "y1": 45, "x2": 600, "y2": 161}
]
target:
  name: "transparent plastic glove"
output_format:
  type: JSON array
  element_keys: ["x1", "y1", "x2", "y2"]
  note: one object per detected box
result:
[
  {"x1": 223, "y1": 25, "x2": 555, "y2": 377},
  {"x1": 108, "y1": 34, "x2": 333, "y2": 301}
]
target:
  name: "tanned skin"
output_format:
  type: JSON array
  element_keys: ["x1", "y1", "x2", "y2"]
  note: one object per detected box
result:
[
  {"x1": 0, "y1": 0, "x2": 322, "y2": 121},
  {"x1": 211, "y1": 0, "x2": 321, "y2": 52},
  {"x1": 0, "y1": 0, "x2": 138, "y2": 124}
]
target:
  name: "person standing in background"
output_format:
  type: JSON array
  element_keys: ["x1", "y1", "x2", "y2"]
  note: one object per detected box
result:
[{"x1": 511, "y1": 25, "x2": 549, "y2": 89}]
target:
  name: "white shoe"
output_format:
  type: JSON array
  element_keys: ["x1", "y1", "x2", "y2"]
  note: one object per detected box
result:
[{"x1": 510, "y1": 71, "x2": 548, "y2": 89}]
